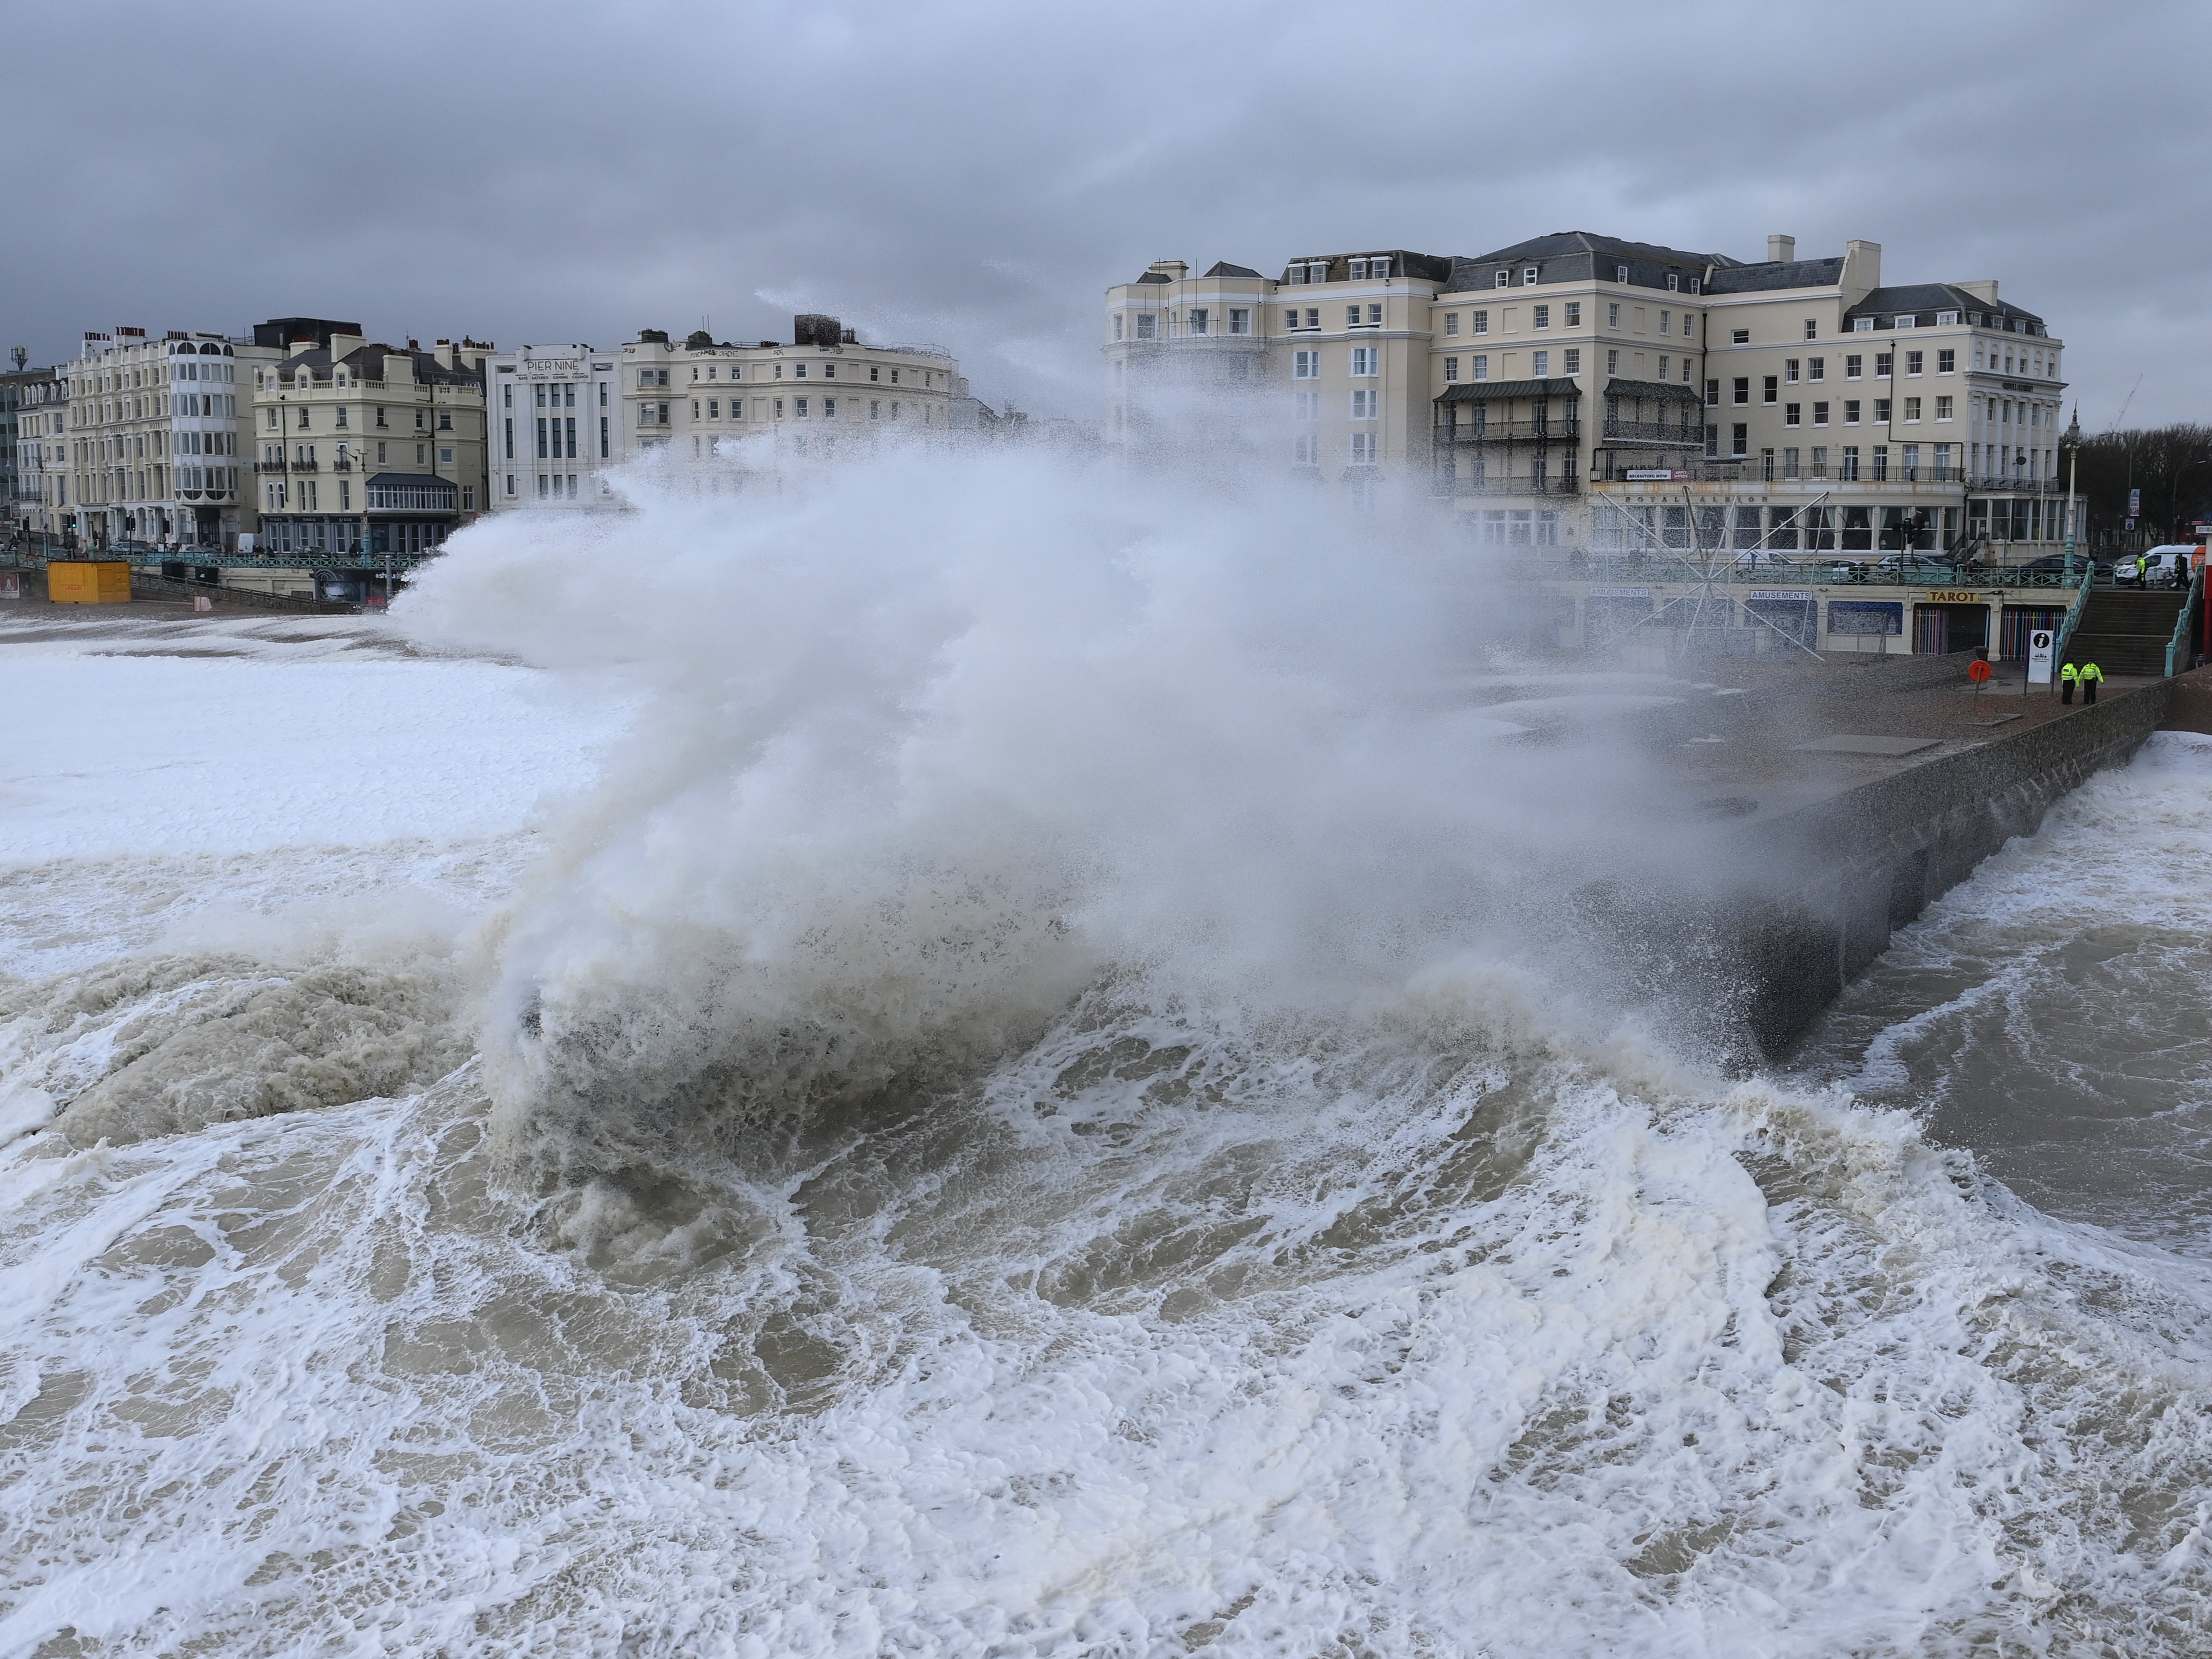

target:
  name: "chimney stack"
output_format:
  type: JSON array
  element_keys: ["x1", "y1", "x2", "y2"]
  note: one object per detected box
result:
[{"x1": 1767, "y1": 234, "x2": 1796, "y2": 264}]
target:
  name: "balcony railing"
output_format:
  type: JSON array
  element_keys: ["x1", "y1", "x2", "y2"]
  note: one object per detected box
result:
[
  {"x1": 1433, "y1": 418, "x2": 1580, "y2": 443},
  {"x1": 1437, "y1": 475, "x2": 1582, "y2": 498}
]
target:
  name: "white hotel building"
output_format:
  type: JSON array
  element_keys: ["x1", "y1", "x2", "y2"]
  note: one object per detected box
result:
[{"x1": 481, "y1": 316, "x2": 963, "y2": 511}]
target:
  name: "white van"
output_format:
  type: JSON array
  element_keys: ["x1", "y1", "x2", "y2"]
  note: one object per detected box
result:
[{"x1": 2140, "y1": 545, "x2": 2200, "y2": 588}]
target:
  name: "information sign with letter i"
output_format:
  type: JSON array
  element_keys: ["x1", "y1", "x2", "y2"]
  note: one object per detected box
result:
[{"x1": 2028, "y1": 628, "x2": 2055, "y2": 685}]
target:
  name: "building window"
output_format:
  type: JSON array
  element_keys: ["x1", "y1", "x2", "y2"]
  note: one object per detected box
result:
[
  {"x1": 1521, "y1": 267, "x2": 1538, "y2": 285},
  {"x1": 1657, "y1": 356, "x2": 1669, "y2": 381},
  {"x1": 1763, "y1": 376, "x2": 1778, "y2": 404},
  {"x1": 1905, "y1": 350, "x2": 1924, "y2": 376},
  {"x1": 1350, "y1": 432, "x2": 1378, "y2": 463},
  {"x1": 1134, "y1": 314, "x2": 1156, "y2": 339},
  {"x1": 1443, "y1": 313, "x2": 1460, "y2": 337},
  {"x1": 1293, "y1": 350, "x2": 1319, "y2": 379},
  {"x1": 1807, "y1": 358, "x2": 1824, "y2": 382},
  {"x1": 600, "y1": 416, "x2": 610, "y2": 457},
  {"x1": 440, "y1": 411, "x2": 453, "y2": 429},
  {"x1": 440, "y1": 446, "x2": 454, "y2": 462},
  {"x1": 1350, "y1": 389, "x2": 1377, "y2": 418},
  {"x1": 1472, "y1": 311, "x2": 1489, "y2": 335},
  {"x1": 1188, "y1": 308, "x2": 1210, "y2": 336},
  {"x1": 1813, "y1": 402, "x2": 1829, "y2": 426},
  {"x1": 1844, "y1": 400, "x2": 1862, "y2": 424},
  {"x1": 1784, "y1": 447, "x2": 1800, "y2": 479},
  {"x1": 1614, "y1": 264, "x2": 1629, "y2": 282},
  {"x1": 1871, "y1": 446, "x2": 1889, "y2": 481},
  {"x1": 1937, "y1": 348, "x2": 1956, "y2": 373},
  {"x1": 1659, "y1": 311, "x2": 1670, "y2": 335},
  {"x1": 1903, "y1": 397, "x2": 1922, "y2": 422},
  {"x1": 1786, "y1": 403, "x2": 1802, "y2": 427},
  {"x1": 1608, "y1": 303, "x2": 1620, "y2": 328},
  {"x1": 1731, "y1": 423, "x2": 1748, "y2": 456},
  {"x1": 1293, "y1": 433, "x2": 1318, "y2": 464},
  {"x1": 1704, "y1": 378, "x2": 1720, "y2": 408},
  {"x1": 506, "y1": 474, "x2": 515, "y2": 495},
  {"x1": 1494, "y1": 271, "x2": 1510, "y2": 289},
  {"x1": 1472, "y1": 356, "x2": 1488, "y2": 380},
  {"x1": 1228, "y1": 308, "x2": 1251, "y2": 335},
  {"x1": 1532, "y1": 351, "x2": 1550, "y2": 377},
  {"x1": 1875, "y1": 398, "x2": 1892, "y2": 422},
  {"x1": 1875, "y1": 352, "x2": 1893, "y2": 377},
  {"x1": 1730, "y1": 377, "x2": 1749, "y2": 406},
  {"x1": 1350, "y1": 347, "x2": 1377, "y2": 375},
  {"x1": 1731, "y1": 327, "x2": 1750, "y2": 344},
  {"x1": 1665, "y1": 273, "x2": 1680, "y2": 292},
  {"x1": 1785, "y1": 359, "x2": 1800, "y2": 384},
  {"x1": 1562, "y1": 349, "x2": 1580, "y2": 374},
  {"x1": 1804, "y1": 320, "x2": 1818, "y2": 340},
  {"x1": 1443, "y1": 358, "x2": 1459, "y2": 382},
  {"x1": 1532, "y1": 305, "x2": 1550, "y2": 329},
  {"x1": 1853, "y1": 316, "x2": 1874, "y2": 332},
  {"x1": 1606, "y1": 350, "x2": 1619, "y2": 376},
  {"x1": 1936, "y1": 395, "x2": 1954, "y2": 419},
  {"x1": 1564, "y1": 303, "x2": 1581, "y2": 327}
]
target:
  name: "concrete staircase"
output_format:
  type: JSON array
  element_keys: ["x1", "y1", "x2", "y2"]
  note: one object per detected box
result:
[{"x1": 2063, "y1": 588, "x2": 2188, "y2": 678}]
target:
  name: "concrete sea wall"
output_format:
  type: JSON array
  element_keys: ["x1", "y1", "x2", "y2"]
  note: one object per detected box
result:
[{"x1": 1733, "y1": 673, "x2": 2195, "y2": 1057}]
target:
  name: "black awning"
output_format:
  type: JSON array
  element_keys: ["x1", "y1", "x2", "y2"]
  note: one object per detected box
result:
[
  {"x1": 1436, "y1": 377, "x2": 1582, "y2": 403},
  {"x1": 1603, "y1": 377, "x2": 1703, "y2": 403}
]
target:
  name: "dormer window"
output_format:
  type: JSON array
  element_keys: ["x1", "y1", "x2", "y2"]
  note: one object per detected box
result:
[
  {"x1": 1521, "y1": 266, "x2": 1538, "y2": 285},
  {"x1": 1347, "y1": 258, "x2": 1366, "y2": 279},
  {"x1": 1494, "y1": 270, "x2": 1509, "y2": 289},
  {"x1": 1614, "y1": 264, "x2": 1629, "y2": 282},
  {"x1": 1936, "y1": 310, "x2": 1959, "y2": 325},
  {"x1": 1854, "y1": 317, "x2": 1874, "y2": 332},
  {"x1": 1369, "y1": 257, "x2": 1389, "y2": 278},
  {"x1": 1688, "y1": 277, "x2": 1701, "y2": 294},
  {"x1": 1666, "y1": 273, "x2": 1681, "y2": 292}
]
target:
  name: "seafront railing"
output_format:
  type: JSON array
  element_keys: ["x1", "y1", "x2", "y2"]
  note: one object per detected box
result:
[
  {"x1": 1536, "y1": 554, "x2": 2103, "y2": 591},
  {"x1": 2052, "y1": 564, "x2": 2096, "y2": 670},
  {"x1": 2167, "y1": 562, "x2": 2204, "y2": 677}
]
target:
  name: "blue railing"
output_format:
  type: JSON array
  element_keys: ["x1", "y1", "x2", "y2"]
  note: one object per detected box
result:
[
  {"x1": 2168, "y1": 562, "x2": 2203, "y2": 677},
  {"x1": 2052, "y1": 563, "x2": 2096, "y2": 671}
]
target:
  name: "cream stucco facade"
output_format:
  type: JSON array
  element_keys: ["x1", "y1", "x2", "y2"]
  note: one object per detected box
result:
[
  {"x1": 1106, "y1": 233, "x2": 2070, "y2": 558},
  {"x1": 22, "y1": 325, "x2": 277, "y2": 551}
]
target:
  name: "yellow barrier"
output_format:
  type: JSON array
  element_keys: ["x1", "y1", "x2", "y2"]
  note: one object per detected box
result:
[{"x1": 47, "y1": 562, "x2": 131, "y2": 604}]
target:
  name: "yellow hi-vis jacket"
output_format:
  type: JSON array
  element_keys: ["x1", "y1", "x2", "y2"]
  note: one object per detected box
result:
[
  {"x1": 2060, "y1": 663, "x2": 2080, "y2": 683},
  {"x1": 2080, "y1": 663, "x2": 2105, "y2": 683}
]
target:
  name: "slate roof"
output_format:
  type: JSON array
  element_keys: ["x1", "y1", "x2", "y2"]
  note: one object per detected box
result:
[
  {"x1": 1278, "y1": 250, "x2": 1455, "y2": 284},
  {"x1": 1844, "y1": 283, "x2": 2045, "y2": 333},
  {"x1": 1703, "y1": 258, "x2": 1847, "y2": 294},
  {"x1": 1135, "y1": 270, "x2": 1172, "y2": 284},
  {"x1": 276, "y1": 344, "x2": 483, "y2": 386},
  {"x1": 1436, "y1": 378, "x2": 1582, "y2": 402},
  {"x1": 1447, "y1": 232, "x2": 1735, "y2": 296},
  {"x1": 1603, "y1": 376, "x2": 1704, "y2": 403},
  {"x1": 1203, "y1": 261, "x2": 1264, "y2": 279}
]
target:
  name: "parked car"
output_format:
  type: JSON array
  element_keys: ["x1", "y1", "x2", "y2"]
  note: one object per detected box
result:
[{"x1": 2007, "y1": 552, "x2": 2111, "y2": 583}]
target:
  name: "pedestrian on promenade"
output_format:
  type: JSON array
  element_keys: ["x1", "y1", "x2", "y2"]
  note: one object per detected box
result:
[
  {"x1": 2060, "y1": 661, "x2": 2079, "y2": 704},
  {"x1": 2080, "y1": 661, "x2": 2103, "y2": 705}
]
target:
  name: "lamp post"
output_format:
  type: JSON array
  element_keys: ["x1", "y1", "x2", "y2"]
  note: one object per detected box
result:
[{"x1": 2062, "y1": 409, "x2": 2081, "y2": 581}]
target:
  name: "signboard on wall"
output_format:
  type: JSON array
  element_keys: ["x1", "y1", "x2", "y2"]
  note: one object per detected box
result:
[
  {"x1": 1925, "y1": 590, "x2": 1987, "y2": 603},
  {"x1": 1624, "y1": 469, "x2": 1691, "y2": 481},
  {"x1": 1587, "y1": 586, "x2": 1652, "y2": 599}
]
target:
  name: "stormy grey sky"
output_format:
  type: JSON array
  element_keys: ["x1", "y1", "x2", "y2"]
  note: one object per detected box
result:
[{"x1": 8, "y1": 0, "x2": 2206, "y2": 428}]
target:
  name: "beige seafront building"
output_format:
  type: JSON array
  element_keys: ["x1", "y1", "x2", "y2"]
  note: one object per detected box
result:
[
  {"x1": 481, "y1": 315, "x2": 964, "y2": 511},
  {"x1": 248, "y1": 319, "x2": 492, "y2": 562},
  {"x1": 1105, "y1": 233, "x2": 2070, "y2": 558},
  {"x1": 15, "y1": 325, "x2": 277, "y2": 550}
]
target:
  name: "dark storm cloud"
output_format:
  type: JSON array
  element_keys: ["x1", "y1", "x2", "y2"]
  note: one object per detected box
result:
[{"x1": 7, "y1": 0, "x2": 2206, "y2": 425}]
